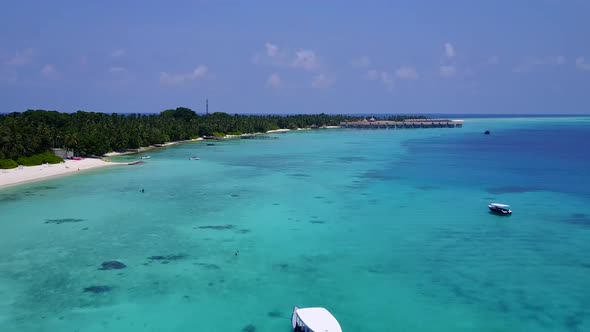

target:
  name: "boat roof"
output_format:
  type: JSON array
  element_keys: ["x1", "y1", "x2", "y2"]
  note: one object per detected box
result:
[
  {"x1": 296, "y1": 307, "x2": 342, "y2": 332},
  {"x1": 490, "y1": 203, "x2": 510, "y2": 208}
]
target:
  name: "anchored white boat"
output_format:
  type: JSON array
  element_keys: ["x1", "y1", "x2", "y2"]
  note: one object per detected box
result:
[
  {"x1": 488, "y1": 203, "x2": 512, "y2": 215},
  {"x1": 291, "y1": 306, "x2": 342, "y2": 332}
]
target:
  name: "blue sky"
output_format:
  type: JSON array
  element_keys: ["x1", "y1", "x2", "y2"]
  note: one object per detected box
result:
[{"x1": 1, "y1": 0, "x2": 589, "y2": 114}]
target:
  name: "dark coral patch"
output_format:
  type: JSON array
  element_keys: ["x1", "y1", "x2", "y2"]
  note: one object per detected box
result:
[
  {"x1": 148, "y1": 254, "x2": 187, "y2": 261},
  {"x1": 83, "y1": 285, "x2": 112, "y2": 294},
  {"x1": 275, "y1": 263, "x2": 289, "y2": 271},
  {"x1": 44, "y1": 218, "x2": 85, "y2": 224},
  {"x1": 242, "y1": 324, "x2": 256, "y2": 332},
  {"x1": 313, "y1": 196, "x2": 325, "y2": 199},
  {"x1": 564, "y1": 213, "x2": 590, "y2": 227},
  {"x1": 0, "y1": 194, "x2": 21, "y2": 203},
  {"x1": 310, "y1": 220, "x2": 326, "y2": 224},
  {"x1": 337, "y1": 156, "x2": 367, "y2": 163},
  {"x1": 98, "y1": 261, "x2": 127, "y2": 270},
  {"x1": 359, "y1": 170, "x2": 401, "y2": 181},
  {"x1": 563, "y1": 312, "x2": 584, "y2": 332},
  {"x1": 195, "y1": 263, "x2": 221, "y2": 270},
  {"x1": 32, "y1": 185, "x2": 58, "y2": 190},
  {"x1": 230, "y1": 194, "x2": 240, "y2": 198},
  {"x1": 267, "y1": 310, "x2": 283, "y2": 318},
  {"x1": 198, "y1": 224, "x2": 235, "y2": 230},
  {"x1": 237, "y1": 229, "x2": 251, "y2": 234},
  {"x1": 290, "y1": 173, "x2": 311, "y2": 178},
  {"x1": 416, "y1": 185, "x2": 439, "y2": 191}
]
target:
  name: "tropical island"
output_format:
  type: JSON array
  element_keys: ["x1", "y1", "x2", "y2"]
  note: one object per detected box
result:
[{"x1": 0, "y1": 108, "x2": 427, "y2": 169}]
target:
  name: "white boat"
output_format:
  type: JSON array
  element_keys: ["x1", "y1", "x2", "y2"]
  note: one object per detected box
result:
[
  {"x1": 189, "y1": 156, "x2": 200, "y2": 160},
  {"x1": 488, "y1": 203, "x2": 512, "y2": 215},
  {"x1": 291, "y1": 306, "x2": 342, "y2": 332},
  {"x1": 141, "y1": 156, "x2": 151, "y2": 159}
]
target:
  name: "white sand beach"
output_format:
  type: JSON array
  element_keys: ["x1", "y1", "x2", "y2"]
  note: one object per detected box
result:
[
  {"x1": 266, "y1": 128, "x2": 291, "y2": 133},
  {"x1": 0, "y1": 158, "x2": 119, "y2": 189}
]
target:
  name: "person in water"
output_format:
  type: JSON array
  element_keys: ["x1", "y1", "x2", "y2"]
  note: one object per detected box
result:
[{"x1": 140, "y1": 189, "x2": 145, "y2": 193}]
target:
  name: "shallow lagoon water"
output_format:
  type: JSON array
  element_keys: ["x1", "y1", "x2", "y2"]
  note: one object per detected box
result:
[{"x1": 1, "y1": 117, "x2": 589, "y2": 331}]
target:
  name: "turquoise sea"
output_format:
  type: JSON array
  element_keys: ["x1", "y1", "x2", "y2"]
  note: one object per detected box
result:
[{"x1": 1, "y1": 116, "x2": 589, "y2": 332}]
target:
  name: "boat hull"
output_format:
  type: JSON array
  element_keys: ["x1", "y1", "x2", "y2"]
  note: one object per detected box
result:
[
  {"x1": 488, "y1": 206, "x2": 512, "y2": 215},
  {"x1": 292, "y1": 306, "x2": 299, "y2": 330}
]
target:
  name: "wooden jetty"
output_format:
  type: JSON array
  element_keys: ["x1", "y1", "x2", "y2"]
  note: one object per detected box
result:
[{"x1": 339, "y1": 118, "x2": 463, "y2": 129}]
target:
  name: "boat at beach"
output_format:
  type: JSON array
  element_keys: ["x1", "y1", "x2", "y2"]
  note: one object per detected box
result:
[
  {"x1": 141, "y1": 156, "x2": 151, "y2": 159},
  {"x1": 488, "y1": 203, "x2": 512, "y2": 215},
  {"x1": 291, "y1": 306, "x2": 342, "y2": 332},
  {"x1": 127, "y1": 160, "x2": 145, "y2": 165}
]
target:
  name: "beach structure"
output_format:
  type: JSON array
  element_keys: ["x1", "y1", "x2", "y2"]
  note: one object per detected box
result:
[
  {"x1": 340, "y1": 119, "x2": 463, "y2": 129},
  {"x1": 51, "y1": 148, "x2": 74, "y2": 159},
  {"x1": 291, "y1": 306, "x2": 342, "y2": 332}
]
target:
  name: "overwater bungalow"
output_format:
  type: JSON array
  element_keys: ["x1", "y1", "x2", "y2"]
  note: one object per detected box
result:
[{"x1": 340, "y1": 118, "x2": 463, "y2": 129}]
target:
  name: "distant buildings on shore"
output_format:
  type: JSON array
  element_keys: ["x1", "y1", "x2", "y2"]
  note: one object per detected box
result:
[{"x1": 340, "y1": 118, "x2": 463, "y2": 128}]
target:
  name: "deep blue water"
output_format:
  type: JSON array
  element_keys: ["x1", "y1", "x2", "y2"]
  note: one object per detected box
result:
[{"x1": 397, "y1": 121, "x2": 590, "y2": 196}]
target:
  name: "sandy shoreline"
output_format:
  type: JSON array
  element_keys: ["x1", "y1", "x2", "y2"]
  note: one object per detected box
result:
[
  {"x1": 0, "y1": 158, "x2": 122, "y2": 190},
  {"x1": 103, "y1": 138, "x2": 203, "y2": 157},
  {"x1": 0, "y1": 127, "x2": 342, "y2": 190}
]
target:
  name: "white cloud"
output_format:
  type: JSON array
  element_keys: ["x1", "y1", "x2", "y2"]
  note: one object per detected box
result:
[
  {"x1": 395, "y1": 66, "x2": 419, "y2": 80},
  {"x1": 366, "y1": 69, "x2": 379, "y2": 80},
  {"x1": 265, "y1": 43, "x2": 278, "y2": 57},
  {"x1": 41, "y1": 64, "x2": 59, "y2": 79},
  {"x1": 439, "y1": 65, "x2": 456, "y2": 77},
  {"x1": 351, "y1": 56, "x2": 371, "y2": 68},
  {"x1": 109, "y1": 67, "x2": 127, "y2": 73},
  {"x1": 292, "y1": 49, "x2": 319, "y2": 71},
  {"x1": 366, "y1": 69, "x2": 393, "y2": 89},
  {"x1": 380, "y1": 72, "x2": 393, "y2": 88},
  {"x1": 5, "y1": 48, "x2": 34, "y2": 66},
  {"x1": 110, "y1": 49, "x2": 126, "y2": 58},
  {"x1": 444, "y1": 43, "x2": 455, "y2": 58},
  {"x1": 576, "y1": 57, "x2": 590, "y2": 71},
  {"x1": 252, "y1": 43, "x2": 287, "y2": 66},
  {"x1": 311, "y1": 73, "x2": 332, "y2": 88},
  {"x1": 514, "y1": 56, "x2": 566, "y2": 72},
  {"x1": 160, "y1": 65, "x2": 209, "y2": 84},
  {"x1": 253, "y1": 43, "x2": 323, "y2": 74},
  {"x1": 266, "y1": 73, "x2": 281, "y2": 88}
]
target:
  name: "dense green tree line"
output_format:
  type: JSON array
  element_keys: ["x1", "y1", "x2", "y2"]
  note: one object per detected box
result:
[{"x1": 0, "y1": 108, "x2": 364, "y2": 162}]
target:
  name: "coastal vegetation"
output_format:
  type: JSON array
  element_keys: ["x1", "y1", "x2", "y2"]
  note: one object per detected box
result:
[
  {"x1": 0, "y1": 159, "x2": 18, "y2": 169},
  {"x1": 0, "y1": 108, "x2": 426, "y2": 168},
  {"x1": 0, "y1": 108, "x2": 354, "y2": 166},
  {"x1": 16, "y1": 152, "x2": 64, "y2": 166}
]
